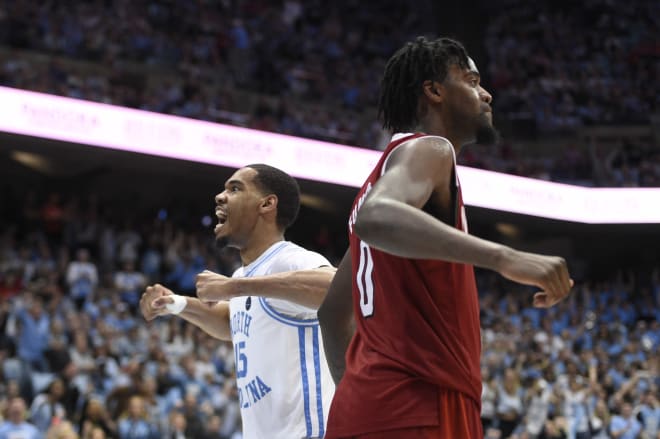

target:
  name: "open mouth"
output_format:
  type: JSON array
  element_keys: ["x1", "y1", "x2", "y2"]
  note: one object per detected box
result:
[{"x1": 215, "y1": 208, "x2": 228, "y2": 226}]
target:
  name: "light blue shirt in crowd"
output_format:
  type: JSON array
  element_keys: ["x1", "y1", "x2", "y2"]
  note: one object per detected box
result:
[
  {"x1": 609, "y1": 415, "x2": 642, "y2": 439},
  {"x1": 0, "y1": 421, "x2": 41, "y2": 439}
]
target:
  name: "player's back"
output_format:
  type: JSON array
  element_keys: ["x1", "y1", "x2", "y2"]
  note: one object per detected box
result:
[{"x1": 327, "y1": 133, "x2": 482, "y2": 436}]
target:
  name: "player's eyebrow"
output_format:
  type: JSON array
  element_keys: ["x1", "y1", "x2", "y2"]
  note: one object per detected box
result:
[{"x1": 225, "y1": 179, "x2": 244, "y2": 188}]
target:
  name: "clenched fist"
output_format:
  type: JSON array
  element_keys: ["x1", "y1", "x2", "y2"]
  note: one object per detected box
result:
[
  {"x1": 196, "y1": 270, "x2": 239, "y2": 303},
  {"x1": 140, "y1": 284, "x2": 176, "y2": 321},
  {"x1": 496, "y1": 249, "x2": 573, "y2": 308}
]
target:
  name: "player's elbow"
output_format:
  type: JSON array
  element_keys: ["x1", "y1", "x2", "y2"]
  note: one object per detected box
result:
[{"x1": 354, "y1": 199, "x2": 391, "y2": 244}]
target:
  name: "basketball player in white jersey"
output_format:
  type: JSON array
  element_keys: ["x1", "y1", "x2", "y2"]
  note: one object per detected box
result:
[{"x1": 140, "y1": 164, "x2": 335, "y2": 439}]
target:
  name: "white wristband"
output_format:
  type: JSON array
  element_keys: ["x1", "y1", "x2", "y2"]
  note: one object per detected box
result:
[{"x1": 165, "y1": 295, "x2": 187, "y2": 315}]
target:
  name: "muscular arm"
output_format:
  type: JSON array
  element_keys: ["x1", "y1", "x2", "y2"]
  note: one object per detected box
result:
[
  {"x1": 355, "y1": 137, "x2": 505, "y2": 266},
  {"x1": 355, "y1": 137, "x2": 572, "y2": 307},
  {"x1": 140, "y1": 285, "x2": 232, "y2": 341},
  {"x1": 196, "y1": 267, "x2": 336, "y2": 309},
  {"x1": 318, "y1": 250, "x2": 354, "y2": 385},
  {"x1": 177, "y1": 298, "x2": 232, "y2": 341}
]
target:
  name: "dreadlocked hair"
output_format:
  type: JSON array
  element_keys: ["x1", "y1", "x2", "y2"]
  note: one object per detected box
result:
[{"x1": 378, "y1": 36, "x2": 470, "y2": 133}]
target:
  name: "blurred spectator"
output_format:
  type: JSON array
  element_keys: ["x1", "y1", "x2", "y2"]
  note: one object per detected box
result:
[
  {"x1": 636, "y1": 389, "x2": 660, "y2": 439},
  {"x1": 165, "y1": 410, "x2": 186, "y2": 439},
  {"x1": 609, "y1": 401, "x2": 642, "y2": 439},
  {"x1": 116, "y1": 222, "x2": 142, "y2": 266},
  {"x1": 164, "y1": 253, "x2": 204, "y2": 296},
  {"x1": 86, "y1": 426, "x2": 108, "y2": 439},
  {"x1": 202, "y1": 414, "x2": 224, "y2": 439},
  {"x1": 114, "y1": 261, "x2": 146, "y2": 314},
  {"x1": 79, "y1": 397, "x2": 117, "y2": 439},
  {"x1": 69, "y1": 331, "x2": 97, "y2": 378},
  {"x1": 15, "y1": 295, "x2": 50, "y2": 371},
  {"x1": 481, "y1": 368, "x2": 498, "y2": 433},
  {"x1": 521, "y1": 377, "x2": 552, "y2": 438},
  {"x1": 117, "y1": 395, "x2": 159, "y2": 439},
  {"x1": 560, "y1": 375, "x2": 591, "y2": 439},
  {"x1": 590, "y1": 399, "x2": 612, "y2": 439},
  {"x1": 0, "y1": 396, "x2": 40, "y2": 438},
  {"x1": 29, "y1": 377, "x2": 66, "y2": 433},
  {"x1": 66, "y1": 248, "x2": 98, "y2": 311},
  {"x1": 140, "y1": 237, "x2": 162, "y2": 283},
  {"x1": 180, "y1": 392, "x2": 205, "y2": 439},
  {"x1": 45, "y1": 420, "x2": 80, "y2": 439},
  {"x1": 496, "y1": 368, "x2": 524, "y2": 438}
]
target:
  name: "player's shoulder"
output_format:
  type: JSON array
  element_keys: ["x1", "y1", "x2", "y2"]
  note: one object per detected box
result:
[
  {"x1": 269, "y1": 241, "x2": 331, "y2": 272},
  {"x1": 397, "y1": 134, "x2": 453, "y2": 153},
  {"x1": 276, "y1": 241, "x2": 329, "y2": 263},
  {"x1": 382, "y1": 135, "x2": 456, "y2": 177},
  {"x1": 386, "y1": 134, "x2": 455, "y2": 167},
  {"x1": 389, "y1": 132, "x2": 451, "y2": 145}
]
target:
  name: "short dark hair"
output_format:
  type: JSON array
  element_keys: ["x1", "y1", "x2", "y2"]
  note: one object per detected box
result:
[
  {"x1": 246, "y1": 164, "x2": 300, "y2": 230},
  {"x1": 378, "y1": 36, "x2": 470, "y2": 133}
]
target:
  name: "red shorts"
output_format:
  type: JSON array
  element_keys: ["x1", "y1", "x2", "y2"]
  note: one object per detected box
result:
[{"x1": 336, "y1": 389, "x2": 482, "y2": 439}]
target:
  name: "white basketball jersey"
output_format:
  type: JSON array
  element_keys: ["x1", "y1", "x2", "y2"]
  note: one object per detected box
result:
[{"x1": 229, "y1": 241, "x2": 335, "y2": 439}]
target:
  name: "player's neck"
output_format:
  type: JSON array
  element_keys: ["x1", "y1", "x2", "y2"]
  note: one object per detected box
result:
[
  {"x1": 420, "y1": 118, "x2": 466, "y2": 155},
  {"x1": 240, "y1": 230, "x2": 285, "y2": 266}
]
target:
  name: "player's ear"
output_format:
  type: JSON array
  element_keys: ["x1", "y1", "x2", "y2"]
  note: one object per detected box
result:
[
  {"x1": 422, "y1": 80, "x2": 443, "y2": 104},
  {"x1": 260, "y1": 194, "x2": 278, "y2": 214}
]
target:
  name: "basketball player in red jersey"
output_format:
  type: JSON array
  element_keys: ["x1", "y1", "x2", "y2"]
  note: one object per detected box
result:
[{"x1": 318, "y1": 37, "x2": 573, "y2": 439}]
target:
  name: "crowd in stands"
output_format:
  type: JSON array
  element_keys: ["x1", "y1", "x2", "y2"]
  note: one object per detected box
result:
[
  {"x1": 484, "y1": 0, "x2": 659, "y2": 133},
  {"x1": 0, "y1": 1, "x2": 658, "y2": 437},
  {"x1": 459, "y1": 140, "x2": 660, "y2": 187},
  {"x1": 0, "y1": 0, "x2": 400, "y2": 148},
  {"x1": 479, "y1": 273, "x2": 660, "y2": 439},
  {"x1": 0, "y1": 190, "x2": 247, "y2": 438},
  {"x1": 0, "y1": 0, "x2": 658, "y2": 188},
  {"x1": 0, "y1": 187, "x2": 658, "y2": 438}
]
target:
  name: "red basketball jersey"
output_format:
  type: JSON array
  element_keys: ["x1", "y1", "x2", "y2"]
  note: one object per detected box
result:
[{"x1": 326, "y1": 133, "x2": 482, "y2": 436}]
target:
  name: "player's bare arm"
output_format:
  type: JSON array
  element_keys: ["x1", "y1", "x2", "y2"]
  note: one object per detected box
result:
[
  {"x1": 318, "y1": 249, "x2": 354, "y2": 385},
  {"x1": 355, "y1": 136, "x2": 573, "y2": 307},
  {"x1": 195, "y1": 266, "x2": 336, "y2": 309},
  {"x1": 140, "y1": 284, "x2": 232, "y2": 341}
]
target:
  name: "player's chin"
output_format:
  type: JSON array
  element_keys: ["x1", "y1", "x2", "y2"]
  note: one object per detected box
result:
[
  {"x1": 475, "y1": 118, "x2": 499, "y2": 145},
  {"x1": 214, "y1": 224, "x2": 228, "y2": 239}
]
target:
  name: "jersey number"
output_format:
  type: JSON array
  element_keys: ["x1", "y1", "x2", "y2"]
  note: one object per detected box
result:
[
  {"x1": 356, "y1": 240, "x2": 374, "y2": 317},
  {"x1": 234, "y1": 341, "x2": 248, "y2": 378}
]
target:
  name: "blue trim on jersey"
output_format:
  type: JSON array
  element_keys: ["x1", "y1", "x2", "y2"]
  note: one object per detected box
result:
[
  {"x1": 258, "y1": 297, "x2": 319, "y2": 327},
  {"x1": 239, "y1": 240, "x2": 319, "y2": 328},
  {"x1": 243, "y1": 241, "x2": 289, "y2": 278},
  {"x1": 298, "y1": 327, "x2": 313, "y2": 437},
  {"x1": 312, "y1": 325, "x2": 324, "y2": 437}
]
